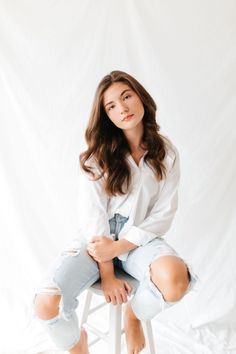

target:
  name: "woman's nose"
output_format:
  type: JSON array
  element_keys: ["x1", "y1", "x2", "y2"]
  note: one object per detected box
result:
[{"x1": 119, "y1": 102, "x2": 129, "y2": 114}]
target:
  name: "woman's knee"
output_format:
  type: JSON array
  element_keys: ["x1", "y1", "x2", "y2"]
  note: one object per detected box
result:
[
  {"x1": 149, "y1": 255, "x2": 189, "y2": 302},
  {"x1": 34, "y1": 292, "x2": 61, "y2": 320}
]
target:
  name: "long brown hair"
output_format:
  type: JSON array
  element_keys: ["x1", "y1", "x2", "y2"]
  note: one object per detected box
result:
[{"x1": 79, "y1": 70, "x2": 176, "y2": 196}]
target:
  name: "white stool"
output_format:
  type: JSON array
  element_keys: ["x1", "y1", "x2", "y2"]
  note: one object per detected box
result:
[{"x1": 80, "y1": 268, "x2": 156, "y2": 354}]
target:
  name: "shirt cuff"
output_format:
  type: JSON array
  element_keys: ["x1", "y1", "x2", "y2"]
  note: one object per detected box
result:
[{"x1": 122, "y1": 225, "x2": 159, "y2": 247}]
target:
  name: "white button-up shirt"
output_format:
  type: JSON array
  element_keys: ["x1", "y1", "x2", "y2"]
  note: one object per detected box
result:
[{"x1": 77, "y1": 140, "x2": 180, "y2": 261}]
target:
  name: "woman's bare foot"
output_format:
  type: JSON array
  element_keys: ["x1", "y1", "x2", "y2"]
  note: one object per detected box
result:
[
  {"x1": 69, "y1": 327, "x2": 90, "y2": 354},
  {"x1": 124, "y1": 302, "x2": 145, "y2": 354}
]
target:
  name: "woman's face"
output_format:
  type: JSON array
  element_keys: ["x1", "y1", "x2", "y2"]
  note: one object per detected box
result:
[{"x1": 103, "y1": 82, "x2": 145, "y2": 130}]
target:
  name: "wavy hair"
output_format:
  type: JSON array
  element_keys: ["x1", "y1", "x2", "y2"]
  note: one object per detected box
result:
[{"x1": 79, "y1": 70, "x2": 176, "y2": 196}]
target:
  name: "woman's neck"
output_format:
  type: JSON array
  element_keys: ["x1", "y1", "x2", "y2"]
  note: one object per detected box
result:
[{"x1": 124, "y1": 122, "x2": 144, "y2": 153}]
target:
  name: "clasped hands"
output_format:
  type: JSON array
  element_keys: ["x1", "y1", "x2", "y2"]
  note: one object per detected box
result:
[
  {"x1": 87, "y1": 236, "x2": 118, "y2": 262},
  {"x1": 87, "y1": 236, "x2": 134, "y2": 304}
]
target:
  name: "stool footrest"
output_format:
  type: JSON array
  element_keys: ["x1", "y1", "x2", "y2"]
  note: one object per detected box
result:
[
  {"x1": 84, "y1": 323, "x2": 108, "y2": 342},
  {"x1": 84, "y1": 323, "x2": 125, "y2": 344}
]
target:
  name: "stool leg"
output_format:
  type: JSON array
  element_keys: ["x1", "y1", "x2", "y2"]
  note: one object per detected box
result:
[
  {"x1": 80, "y1": 289, "x2": 93, "y2": 325},
  {"x1": 108, "y1": 303, "x2": 122, "y2": 354},
  {"x1": 142, "y1": 320, "x2": 156, "y2": 354}
]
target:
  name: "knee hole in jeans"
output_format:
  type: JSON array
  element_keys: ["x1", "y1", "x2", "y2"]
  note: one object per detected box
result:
[
  {"x1": 34, "y1": 288, "x2": 62, "y2": 320},
  {"x1": 149, "y1": 255, "x2": 190, "y2": 302}
]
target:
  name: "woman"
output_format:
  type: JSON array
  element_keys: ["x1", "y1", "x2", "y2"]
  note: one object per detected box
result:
[{"x1": 34, "y1": 70, "x2": 198, "y2": 354}]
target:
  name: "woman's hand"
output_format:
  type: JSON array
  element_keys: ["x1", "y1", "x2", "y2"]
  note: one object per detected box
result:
[
  {"x1": 101, "y1": 275, "x2": 132, "y2": 304},
  {"x1": 87, "y1": 236, "x2": 117, "y2": 262}
]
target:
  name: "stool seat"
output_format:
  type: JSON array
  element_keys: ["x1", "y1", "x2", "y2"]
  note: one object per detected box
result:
[{"x1": 80, "y1": 268, "x2": 156, "y2": 354}]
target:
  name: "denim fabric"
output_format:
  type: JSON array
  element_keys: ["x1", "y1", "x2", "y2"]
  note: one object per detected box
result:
[{"x1": 33, "y1": 213, "x2": 198, "y2": 350}]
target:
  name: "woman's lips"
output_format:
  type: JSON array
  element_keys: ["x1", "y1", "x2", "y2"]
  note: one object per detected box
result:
[{"x1": 122, "y1": 114, "x2": 134, "y2": 121}]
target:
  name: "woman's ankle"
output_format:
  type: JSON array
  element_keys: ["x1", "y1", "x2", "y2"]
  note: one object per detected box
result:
[
  {"x1": 69, "y1": 328, "x2": 89, "y2": 354},
  {"x1": 125, "y1": 301, "x2": 139, "y2": 321}
]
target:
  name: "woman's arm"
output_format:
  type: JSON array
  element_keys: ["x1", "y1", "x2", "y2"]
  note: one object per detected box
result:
[
  {"x1": 87, "y1": 148, "x2": 180, "y2": 260},
  {"x1": 87, "y1": 236, "x2": 137, "y2": 262},
  {"x1": 98, "y1": 260, "x2": 115, "y2": 278},
  {"x1": 121, "y1": 147, "x2": 180, "y2": 247},
  {"x1": 95, "y1": 260, "x2": 132, "y2": 304},
  {"x1": 78, "y1": 161, "x2": 132, "y2": 302},
  {"x1": 116, "y1": 239, "x2": 138, "y2": 254}
]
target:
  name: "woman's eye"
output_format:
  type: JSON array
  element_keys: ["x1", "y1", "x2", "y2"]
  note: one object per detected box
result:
[
  {"x1": 124, "y1": 94, "x2": 131, "y2": 100},
  {"x1": 108, "y1": 105, "x2": 115, "y2": 111}
]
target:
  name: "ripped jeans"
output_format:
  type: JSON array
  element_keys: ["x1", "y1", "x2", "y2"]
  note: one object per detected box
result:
[{"x1": 33, "y1": 213, "x2": 198, "y2": 351}]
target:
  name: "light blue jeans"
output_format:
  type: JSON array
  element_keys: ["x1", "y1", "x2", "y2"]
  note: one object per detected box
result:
[{"x1": 33, "y1": 213, "x2": 198, "y2": 351}]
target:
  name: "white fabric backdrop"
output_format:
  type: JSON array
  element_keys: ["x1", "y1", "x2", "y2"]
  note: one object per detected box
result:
[{"x1": 0, "y1": 0, "x2": 235, "y2": 353}]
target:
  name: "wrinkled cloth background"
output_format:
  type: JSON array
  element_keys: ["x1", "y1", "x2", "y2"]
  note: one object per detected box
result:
[{"x1": 0, "y1": 1, "x2": 235, "y2": 353}]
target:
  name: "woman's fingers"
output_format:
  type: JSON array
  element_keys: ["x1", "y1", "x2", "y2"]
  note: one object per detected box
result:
[
  {"x1": 103, "y1": 279, "x2": 132, "y2": 305},
  {"x1": 115, "y1": 290, "x2": 124, "y2": 305},
  {"x1": 107, "y1": 291, "x2": 123, "y2": 305},
  {"x1": 87, "y1": 245, "x2": 101, "y2": 261},
  {"x1": 124, "y1": 281, "x2": 132, "y2": 296},
  {"x1": 86, "y1": 246, "x2": 93, "y2": 255},
  {"x1": 113, "y1": 286, "x2": 129, "y2": 304},
  {"x1": 104, "y1": 294, "x2": 111, "y2": 303},
  {"x1": 90, "y1": 236, "x2": 100, "y2": 242},
  {"x1": 120, "y1": 288, "x2": 128, "y2": 303},
  {"x1": 110, "y1": 293, "x2": 117, "y2": 305}
]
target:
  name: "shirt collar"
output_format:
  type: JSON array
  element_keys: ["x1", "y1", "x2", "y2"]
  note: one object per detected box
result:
[{"x1": 127, "y1": 150, "x2": 148, "y2": 168}]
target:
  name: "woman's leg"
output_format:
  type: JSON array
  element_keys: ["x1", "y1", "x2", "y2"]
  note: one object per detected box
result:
[
  {"x1": 121, "y1": 238, "x2": 198, "y2": 353},
  {"x1": 122, "y1": 237, "x2": 198, "y2": 320},
  {"x1": 33, "y1": 239, "x2": 100, "y2": 353}
]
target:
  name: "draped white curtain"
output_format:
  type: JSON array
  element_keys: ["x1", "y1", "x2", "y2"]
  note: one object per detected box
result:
[{"x1": 0, "y1": 1, "x2": 235, "y2": 353}]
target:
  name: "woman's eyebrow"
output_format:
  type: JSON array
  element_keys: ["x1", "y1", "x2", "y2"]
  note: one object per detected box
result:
[{"x1": 104, "y1": 89, "x2": 132, "y2": 107}]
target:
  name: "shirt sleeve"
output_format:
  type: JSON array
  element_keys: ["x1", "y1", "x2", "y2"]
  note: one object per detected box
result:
[
  {"x1": 122, "y1": 147, "x2": 180, "y2": 247},
  {"x1": 77, "y1": 162, "x2": 111, "y2": 242}
]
